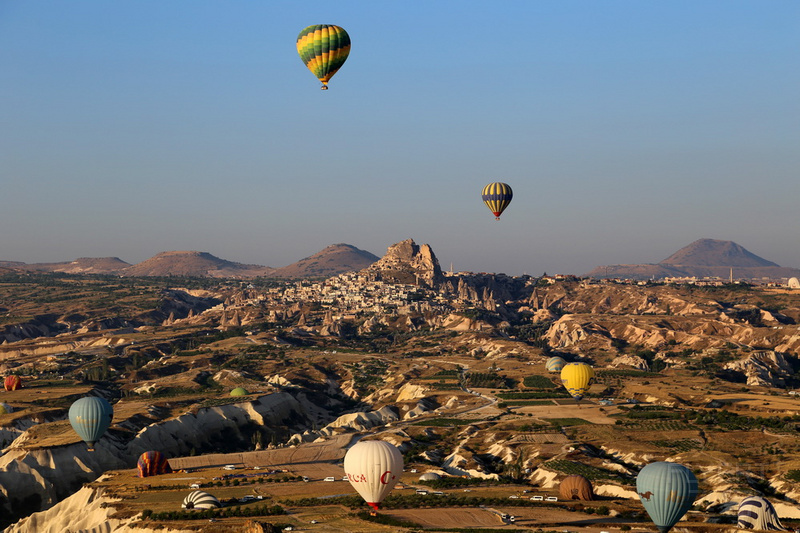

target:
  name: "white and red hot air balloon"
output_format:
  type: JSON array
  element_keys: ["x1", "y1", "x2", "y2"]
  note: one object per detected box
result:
[{"x1": 343, "y1": 439, "x2": 403, "y2": 512}]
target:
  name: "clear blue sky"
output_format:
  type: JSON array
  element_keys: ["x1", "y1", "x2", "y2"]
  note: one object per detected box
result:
[{"x1": 2, "y1": 1, "x2": 798, "y2": 275}]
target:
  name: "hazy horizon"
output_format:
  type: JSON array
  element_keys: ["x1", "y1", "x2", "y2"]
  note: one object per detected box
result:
[
  {"x1": 2, "y1": 2, "x2": 798, "y2": 276},
  {"x1": 2, "y1": 236, "x2": 798, "y2": 277}
]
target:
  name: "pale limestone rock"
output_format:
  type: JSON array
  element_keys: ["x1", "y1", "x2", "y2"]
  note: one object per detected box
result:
[
  {"x1": 608, "y1": 355, "x2": 649, "y2": 371},
  {"x1": 396, "y1": 383, "x2": 428, "y2": 402},
  {"x1": 723, "y1": 351, "x2": 793, "y2": 387}
]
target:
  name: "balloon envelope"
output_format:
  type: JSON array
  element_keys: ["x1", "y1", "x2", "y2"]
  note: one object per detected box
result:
[
  {"x1": 481, "y1": 182, "x2": 513, "y2": 219},
  {"x1": 230, "y1": 387, "x2": 248, "y2": 397},
  {"x1": 559, "y1": 474, "x2": 594, "y2": 501},
  {"x1": 546, "y1": 356, "x2": 566, "y2": 373},
  {"x1": 0, "y1": 403, "x2": 12, "y2": 415},
  {"x1": 4, "y1": 375, "x2": 22, "y2": 391},
  {"x1": 297, "y1": 24, "x2": 351, "y2": 89},
  {"x1": 636, "y1": 462, "x2": 698, "y2": 533},
  {"x1": 182, "y1": 490, "x2": 221, "y2": 510},
  {"x1": 343, "y1": 440, "x2": 403, "y2": 511},
  {"x1": 737, "y1": 496, "x2": 785, "y2": 531},
  {"x1": 560, "y1": 362, "x2": 595, "y2": 401},
  {"x1": 69, "y1": 396, "x2": 113, "y2": 450},
  {"x1": 137, "y1": 450, "x2": 173, "y2": 477}
]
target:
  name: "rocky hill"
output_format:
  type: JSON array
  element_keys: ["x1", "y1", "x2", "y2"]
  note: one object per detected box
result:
[
  {"x1": 586, "y1": 239, "x2": 800, "y2": 280},
  {"x1": 1, "y1": 257, "x2": 131, "y2": 275},
  {"x1": 120, "y1": 251, "x2": 275, "y2": 278},
  {"x1": 1, "y1": 244, "x2": 380, "y2": 279},
  {"x1": 661, "y1": 239, "x2": 779, "y2": 267},
  {"x1": 269, "y1": 244, "x2": 378, "y2": 278}
]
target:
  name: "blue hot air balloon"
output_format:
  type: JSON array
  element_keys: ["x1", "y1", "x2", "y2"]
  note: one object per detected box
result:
[
  {"x1": 636, "y1": 462, "x2": 698, "y2": 533},
  {"x1": 546, "y1": 356, "x2": 566, "y2": 373},
  {"x1": 69, "y1": 396, "x2": 113, "y2": 451}
]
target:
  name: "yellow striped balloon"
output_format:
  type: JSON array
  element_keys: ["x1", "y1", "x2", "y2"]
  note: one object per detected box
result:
[
  {"x1": 560, "y1": 362, "x2": 595, "y2": 401},
  {"x1": 296, "y1": 24, "x2": 351, "y2": 90},
  {"x1": 481, "y1": 182, "x2": 513, "y2": 220}
]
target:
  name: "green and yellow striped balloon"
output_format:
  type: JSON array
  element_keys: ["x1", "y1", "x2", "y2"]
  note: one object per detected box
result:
[{"x1": 296, "y1": 24, "x2": 351, "y2": 90}]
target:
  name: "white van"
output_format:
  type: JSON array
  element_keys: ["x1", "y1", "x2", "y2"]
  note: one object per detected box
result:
[{"x1": 323, "y1": 476, "x2": 335, "y2": 482}]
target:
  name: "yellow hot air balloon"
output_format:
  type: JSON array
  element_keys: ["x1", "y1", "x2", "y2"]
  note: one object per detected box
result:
[
  {"x1": 296, "y1": 24, "x2": 351, "y2": 90},
  {"x1": 560, "y1": 362, "x2": 594, "y2": 401}
]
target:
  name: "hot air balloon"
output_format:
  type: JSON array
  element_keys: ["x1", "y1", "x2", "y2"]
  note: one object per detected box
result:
[
  {"x1": 343, "y1": 440, "x2": 403, "y2": 512},
  {"x1": 4, "y1": 375, "x2": 21, "y2": 391},
  {"x1": 636, "y1": 462, "x2": 698, "y2": 533},
  {"x1": 68, "y1": 396, "x2": 113, "y2": 451},
  {"x1": 182, "y1": 490, "x2": 221, "y2": 510},
  {"x1": 737, "y1": 496, "x2": 785, "y2": 530},
  {"x1": 560, "y1": 362, "x2": 595, "y2": 401},
  {"x1": 559, "y1": 474, "x2": 594, "y2": 501},
  {"x1": 546, "y1": 356, "x2": 566, "y2": 373},
  {"x1": 0, "y1": 402, "x2": 12, "y2": 415},
  {"x1": 230, "y1": 387, "x2": 249, "y2": 397},
  {"x1": 297, "y1": 24, "x2": 351, "y2": 90},
  {"x1": 137, "y1": 450, "x2": 173, "y2": 478},
  {"x1": 481, "y1": 182, "x2": 513, "y2": 220}
]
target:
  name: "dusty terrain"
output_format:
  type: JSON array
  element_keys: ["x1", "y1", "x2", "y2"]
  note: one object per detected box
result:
[{"x1": 1, "y1": 256, "x2": 800, "y2": 531}]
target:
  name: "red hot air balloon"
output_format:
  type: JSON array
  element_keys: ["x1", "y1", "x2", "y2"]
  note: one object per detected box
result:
[
  {"x1": 137, "y1": 451, "x2": 173, "y2": 477},
  {"x1": 4, "y1": 375, "x2": 22, "y2": 391}
]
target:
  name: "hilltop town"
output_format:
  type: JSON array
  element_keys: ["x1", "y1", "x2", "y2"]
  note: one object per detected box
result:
[{"x1": 1, "y1": 239, "x2": 800, "y2": 532}]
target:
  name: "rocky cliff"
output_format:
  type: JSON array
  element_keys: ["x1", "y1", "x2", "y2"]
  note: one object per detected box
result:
[
  {"x1": 5, "y1": 485, "x2": 191, "y2": 533},
  {"x1": 0, "y1": 392, "x2": 316, "y2": 524},
  {"x1": 363, "y1": 239, "x2": 444, "y2": 288}
]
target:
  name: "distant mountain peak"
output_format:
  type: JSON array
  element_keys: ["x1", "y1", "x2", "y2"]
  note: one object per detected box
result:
[
  {"x1": 122, "y1": 251, "x2": 273, "y2": 278},
  {"x1": 585, "y1": 238, "x2": 794, "y2": 280},
  {"x1": 660, "y1": 239, "x2": 778, "y2": 268},
  {"x1": 269, "y1": 243, "x2": 379, "y2": 278}
]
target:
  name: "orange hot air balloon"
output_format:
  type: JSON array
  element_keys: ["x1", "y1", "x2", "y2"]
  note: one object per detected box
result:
[
  {"x1": 559, "y1": 474, "x2": 595, "y2": 500},
  {"x1": 138, "y1": 451, "x2": 173, "y2": 477}
]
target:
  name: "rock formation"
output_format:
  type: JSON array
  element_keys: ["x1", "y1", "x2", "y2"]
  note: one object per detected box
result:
[
  {"x1": 364, "y1": 239, "x2": 444, "y2": 288},
  {"x1": 723, "y1": 351, "x2": 794, "y2": 387}
]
